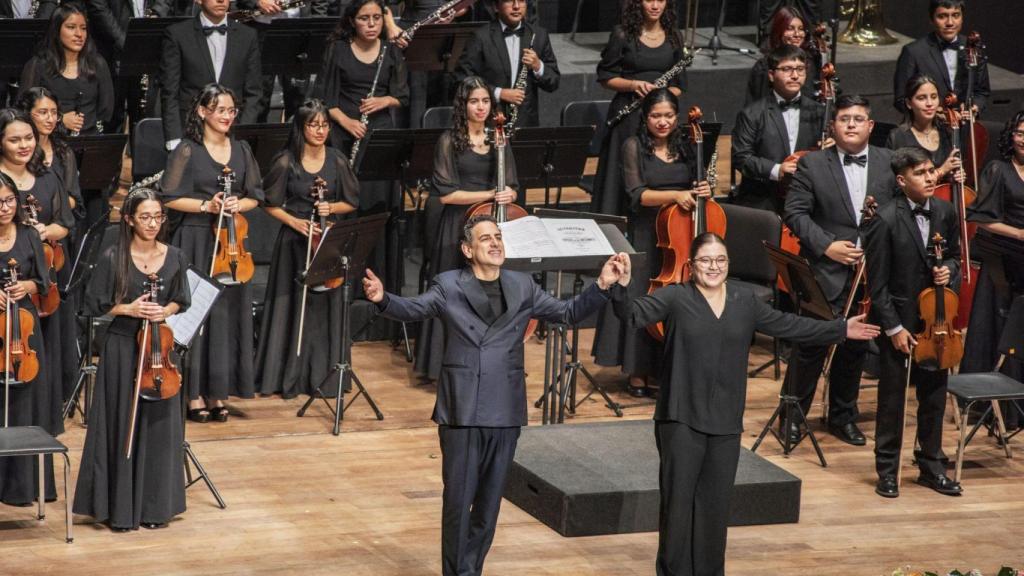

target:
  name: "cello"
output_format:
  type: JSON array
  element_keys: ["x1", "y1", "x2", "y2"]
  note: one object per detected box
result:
[
  {"x1": 646, "y1": 106, "x2": 727, "y2": 341},
  {"x1": 295, "y1": 177, "x2": 344, "y2": 357},
  {"x1": 913, "y1": 233, "x2": 964, "y2": 371},
  {"x1": 22, "y1": 194, "x2": 61, "y2": 317},
  {"x1": 209, "y1": 166, "x2": 255, "y2": 285},
  {"x1": 961, "y1": 31, "x2": 990, "y2": 190},
  {"x1": 125, "y1": 273, "x2": 181, "y2": 458},
  {"x1": 1, "y1": 258, "x2": 40, "y2": 426}
]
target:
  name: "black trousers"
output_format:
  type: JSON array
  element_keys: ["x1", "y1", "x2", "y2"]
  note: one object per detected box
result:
[
  {"x1": 438, "y1": 425, "x2": 520, "y2": 576},
  {"x1": 655, "y1": 421, "x2": 740, "y2": 576},
  {"x1": 874, "y1": 335, "x2": 948, "y2": 478},
  {"x1": 782, "y1": 337, "x2": 868, "y2": 426}
]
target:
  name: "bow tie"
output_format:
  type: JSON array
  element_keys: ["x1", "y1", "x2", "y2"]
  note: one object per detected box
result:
[
  {"x1": 843, "y1": 154, "x2": 867, "y2": 167},
  {"x1": 912, "y1": 205, "x2": 931, "y2": 218},
  {"x1": 203, "y1": 24, "x2": 228, "y2": 36},
  {"x1": 777, "y1": 98, "x2": 801, "y2": 111},
  {"x1": 937, "y1": 37, "x2": 960, "y2": 51},
  {"x1": 503, "y1": 26, "x2": 524, "y2": 38}
]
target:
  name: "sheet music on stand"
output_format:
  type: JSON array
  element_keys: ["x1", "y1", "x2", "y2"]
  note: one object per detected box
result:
[
  {"x1": 166, "y1": 267, "x2": 223, "y2": 349},
  {"x1": 499, "y1": 216, "x2": 615, "y2": 259}
]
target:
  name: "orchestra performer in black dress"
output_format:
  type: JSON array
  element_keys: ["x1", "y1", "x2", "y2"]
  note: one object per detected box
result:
[
  {"x1": 18, "y1": 3, "x2": 114, "y2": 136},
  {"x1": 590, "y1": 0, "x2": 685, "y2": 217},
  {"x1": 255, "y1": 99, "x2": 359, "y2": 398},
  {"x1": 962, "y1": 111, "x2": 1024, "y2": 426},
  {"x1": 414, "y1": 76, "x2": 518, "y2": 382},
  {"x1": 612, "y1": 233, "x2": 877, "y2": 576},
  {"x1": 592, "y1": 88, "x2": 709, "y2": 398},
  {"x1": 0, "y1": 171, "x2": 54, "y2": 507},
  {"x1": 0, "y1": 108, "x2": 70, "y2": 435},
  {"x1": 745, "y1": 5, "x2": 820, "y2": 107},
  {"x1": 885, "y1": 75, "x2": 960, "y2": 181},
  {"x1": 161, "y1": 84, "x2": 264, "y2": 423},
  {"x1": 74, "y1": 188, "x2": 191, "y2": 531},
  {"x1": 16, "y1": 88, "x2": 83, "y2": 217}
]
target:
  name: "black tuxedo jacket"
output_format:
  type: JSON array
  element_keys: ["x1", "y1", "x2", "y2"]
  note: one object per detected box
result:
[
  {"x1": 455, "y1": 20, "x2": 559, "y2": 128},
  {"x1": 731, "y1": 93, "x2": 824, "y2": 210},
  {"x1": 87, "y1": 0, "x2": 171, "y2": 54},
  {"x1": 863, "y1": 196, "x2": 961, "y2": 333},
  {"x1": 893, "y1": 33, "x2": 991, "y2": 115},
  {"x1": 159, "y1": 15, "x2": 262, "y2": 141},
  {"x1": 0, "y1": 0, "x2": 55, "y2": 18},
  {"x1": 377, "y1": 268, "x2": 608, "y2": 427},
  {"x1": 783, "y1": 145, "x2": 897, "y2": 306}
]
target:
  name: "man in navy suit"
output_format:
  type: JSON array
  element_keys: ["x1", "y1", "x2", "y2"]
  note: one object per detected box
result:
[{"x1": 363, "y1": 214, "x2": 627, "y2": 576}]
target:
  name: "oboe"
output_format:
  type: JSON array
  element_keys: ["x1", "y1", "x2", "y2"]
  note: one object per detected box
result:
[
  {"x1": 605, "y1": 48, "x2": 696, "y2": 128},
  {"x1": 397, "y1": 0, "x2": 478, "y2": 43},
  {"x1": 505, "y1": 31, "x2": 535, "y2": 133},
  {"x1": 229, "y1": 0, "x2": 308, "y2": 22},
  {"x1": 349, "y1": 43, "x2": 389, "y2": 165}
]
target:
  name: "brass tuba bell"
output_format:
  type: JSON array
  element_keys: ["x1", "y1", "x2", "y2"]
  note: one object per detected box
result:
[{"x1": 840, "y1": 0, "x2": 898, "y2": 46}]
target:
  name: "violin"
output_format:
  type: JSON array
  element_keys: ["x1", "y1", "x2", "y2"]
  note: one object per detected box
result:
[
  {"x1": 961, "y1": 31, "x2": 990, "y2": 189},
  {"x1": 913, "y1": 233, "x2": 964, "y2": 371},
  {"x1": 465, "y1": 112, "x2": 536, "y2": 342},
  {"x1": 209, "y1": 166, "x2": 255, "y2": 285},
  {"x1": 295, "y1": 177, "x2": 343, "y2": 357},
  {"x1": 0, "y1": 258, "x2": 40, "y2": 399},
  {"x1": 647, "y1": 106, "x2": 728, "y2": 341},
  {"x1": 22, "y1": 194, "x2": 62, "y2": 318},
  {"x1": 125, "y1": 273, "x2": 181, "y2": 458}
]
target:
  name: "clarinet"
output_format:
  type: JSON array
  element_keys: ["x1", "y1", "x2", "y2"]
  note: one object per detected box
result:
[
  {"x1": 349, "y1": 43, "x2": 389, "y2": 165},
  {"x1": 229, "y1": 0, "x2": 308, "y2": 22},
  {"x1": 505, "y1": 31, "x2": 535, "y2": 133},
  {"x1": 397, "y1": 0, "x2": 478, "y2": 43},
  {"x1": 605, "y1": 48, "x2": 696, "y2": 128}
]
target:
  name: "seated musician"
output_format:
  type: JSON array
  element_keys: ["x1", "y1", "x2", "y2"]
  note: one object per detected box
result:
[
  {"x1": 892, "y1": 0, "x2": 990, "y2": 117},
  {"x1": 862, "y1": 146, "x2": 963, "y2": 498},
  {"x1": 732, "y1": 44, "x2": 824, "y2": 213},
  {"x1": 745, "y1": 6, "x2": 820, "y2": 107},
  {"x1": 454, "y1": 0, "x2": 559, "y2": 129}
]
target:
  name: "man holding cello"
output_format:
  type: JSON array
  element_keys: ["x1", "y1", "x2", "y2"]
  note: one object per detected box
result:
[{"x1": 862, "y1": 146, "x2": 963, "y2": 498}]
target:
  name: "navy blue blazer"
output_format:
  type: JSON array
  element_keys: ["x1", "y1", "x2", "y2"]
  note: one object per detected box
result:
[{"x1": 377, "y1": 267, "x2": 610, "y2": 427}]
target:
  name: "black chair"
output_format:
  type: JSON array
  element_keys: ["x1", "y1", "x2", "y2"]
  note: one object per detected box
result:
[
  {"x1": 131, "y1": 117, "x2": 168, "y2": 182},
  {"x1": 0, "y1": 427, "x2": 73, "y2": 542},
  {"x1": 720, "y1": 202, "x2": 784, "y2": 379},
  {"x1": 947, "y1": 295, "x2": 1024, "y2": 483},
  {"x1": 421, "y1": 106, "x2": 454, "y2": 130},
  {"x1": 870, "y1": 121, "x2": 898, "y2": 149},
  {"x1": 559, "y1": 100, "x2": 610, "y2": 207}
]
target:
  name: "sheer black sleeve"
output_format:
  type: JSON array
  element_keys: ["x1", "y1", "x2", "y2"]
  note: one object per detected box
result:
[
  {"x1": 55, "y1": 147, "x2": 84, "y2": 220},
  {"x1": 24, "y1": 227, "x2": 50, "y2": 297},
  {"x1": 330, "y1": 148, "x2": 360, "y2": 209},
  {"x1": 166, "y1": 247, "x2": 192, "y2": 313},
  {"x1": 239, "y1": 140, "x2": 265, "y2": 204},
  {"x1": 621, "y1": 137, "x2": 646, "y2": 212},
  {"x1": 388, "y1": 47, "x2": 410, "y2": 108},
  {"x1": 967, "y1": 161, "x2": 1006, "y2": 224},
  {"x1": 160, "y1": 139, "x2": 196, "y2": 201},
  {"x1": 261, "y1": 151, "x2": 292, "y2": 208},
  {"x1": 319, "y1": 42, "x2": 345, "y2": 110},
  {"x1": 83, "y1": 245, "x2": 117, "y2": 317},
  {"x1": 431, "y1": 131, "x2": 460, "y2": 197},
  {"x1": 596, "y1": 27, "x2": 627, "y2": 83}
]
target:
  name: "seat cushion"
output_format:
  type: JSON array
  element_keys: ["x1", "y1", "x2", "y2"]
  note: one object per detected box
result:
[
  {"x1": 0, "y1": 426, "x2": 68, "y2": 457},
  {"x1": 948, "y1": 372, "x2": 1024, "y2": 403}
]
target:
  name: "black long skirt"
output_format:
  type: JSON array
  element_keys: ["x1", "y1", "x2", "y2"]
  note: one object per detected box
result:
[
  {"x1": 255, "y1": 227, "x2": 343, "y2": 398},
  {"x1": 73, "y1": 332, "x2": 186, "y2": 529},
  {"x1": 590, "y1": 111, "x2": 642, "y2": 217}
]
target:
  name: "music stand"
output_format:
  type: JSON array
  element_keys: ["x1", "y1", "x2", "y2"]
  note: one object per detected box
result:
[
  {"x1": 67, "y1": 135, "x2": 128, "y2": 191},
  {"x1": 260, "y1": 17, "x2": 335, "y2": 76},
  {"x1": 296, "y1": 213, "x2": 389, "y2": 436},
  {"x1": 509, "y1": 126, "x2": 594, "y2": 208},
  {"x1": 120, "y1": 18, "x2": 188, "y2": 78},
  {"x1": 0, "y1": 19, "x2": 47, "y2": 80},
  {"x1": 404, "y1": 22, "x2": 483, "y2": 74},
  {"x1": 751, "y1": 242, "x2": 831, "y2": 467},
  {"x1": 701, "y1": 0, "x2": 756, "y2": 65},
  {"x1": 232, "y1": 123, "x2": 290, "y2": 170},
  {"x1": 166, "y1": 267, "x2": 226, "y2": 508}
]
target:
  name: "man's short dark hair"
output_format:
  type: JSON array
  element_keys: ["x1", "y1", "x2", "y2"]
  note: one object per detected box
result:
[
  {"x1": 767, "y1": 45, "x2": 808, "y2": 70},
  {"x1": 833, "y1": 94, "x2": 872, "y2": 118},
  {"x1": 891, "y1": 146, "x2": 934, "y2": 175},
  {"x1": 929, "y1": 0, "x2": 964, "y2": 18},
  {"x1": 462, "y1": 214, "x2": 499, "y2": 244}
]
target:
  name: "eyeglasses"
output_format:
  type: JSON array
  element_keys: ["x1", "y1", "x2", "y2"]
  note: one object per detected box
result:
[
  {"x1": 835, "y1": 115, "x2": 869, "y2": 125},
  {"x1": 1012, "y1": 130, "x2": 1024, "y2": 139},
  {"x1": 305, "y1": 122, "x2": 330, "y2": 131},
  {"x1": 774, "y1": 65, "x2": 807, "y2": 75},
  {"x1": 0, "y1": 197, "x2": 18, "y2": 209},
  {"x1": 31, "y1": 109, "x2": 58, "y2": 120},
  {"x1": 206, "y1": 106, "x2": 238, "y2": 118},
  {"x1": 133, "y1": 213, "x2": 167, "y2": 225},
  {"x1": 693, "y1": 256, "x2": 729, "y2": 269}
]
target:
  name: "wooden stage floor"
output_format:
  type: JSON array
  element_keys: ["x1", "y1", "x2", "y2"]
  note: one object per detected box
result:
[{"x1": 4, "y1": 329, "x2": 1023, "y2": 575}]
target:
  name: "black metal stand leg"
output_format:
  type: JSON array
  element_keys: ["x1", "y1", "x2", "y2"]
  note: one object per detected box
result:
[
  {"x1": 65, "y1": 317, "x2": 98, "y2": 424},
  {"x1": 701, "y1": 0, "x2": 754, "y2": 65},
  {"x1": 178, "y1": 347, "x2": 227, "y2": 507}
]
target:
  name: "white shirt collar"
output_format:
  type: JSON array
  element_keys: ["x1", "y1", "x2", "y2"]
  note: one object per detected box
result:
[{"x1": 200, "y1": 12, "x2": 226, "y2": 27}]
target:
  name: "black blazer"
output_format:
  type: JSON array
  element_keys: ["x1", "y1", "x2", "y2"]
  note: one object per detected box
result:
[
  {"x1": 455, "y1": 20, "x2": 559, "y2": 128},
  {"x1": 87, "y1": 0, "x2": 171, "y2": 54},
  {"x1": 783, "y1": 145, "x2": 897, "y2": 306},
  {"x1": 0, "y1": 0, "x2": 55, "y2": 18},
  {"x1": 893, "y1": 33, "x2": 991, "y2": 115},
  {"x1": 159, "y1": 15, "x2": 262, "y2": 142},
  {"x1": 377, "y1": 268, "x2": 609, "y2": 427},
  {"x1": 863, "y1": 196, "x2": 961, "y2": 333},
  {"x1": 731, "y1": 93, "x2": 824, "y2": 211}
]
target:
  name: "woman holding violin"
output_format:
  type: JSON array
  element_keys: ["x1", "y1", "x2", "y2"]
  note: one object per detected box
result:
[
  {"x1": 255, "y1": 99, "x2": 359, "y2": 399},
  {"x1": 161, "y1": 84, "x2": 264, "y2": 423},
  {"x1": 0, "y1": 171, "x2": 54, "y2": 507},
  {"x1": 74, "y1": 188, "x2": 191, "y2": 531},
  {"x1": 415, "y1": 76, "x2": 519, "y2": 381},
  {"x1": 592, "y1": 89, "x2": 711, "y2": 398},
  {"x1": 0, "y1": 108, "x2": 72, "y2": 434},
  {"x1": 886, "y1": 75, "x2": 961, "y2": 181}
]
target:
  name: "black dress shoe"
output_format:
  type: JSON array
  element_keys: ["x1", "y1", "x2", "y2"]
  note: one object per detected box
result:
[
  {"x1": 875, "y1": 475, "x2": 899, "y2": 498},
  {"x1": 783, "y1": 421, "x2": 803, "y2": 445},
  {"x1": 141, "y1": 522, "x2": 168, "y2": 529},
  {"x1": 627, "y1": 385, "x2": 647, "y2": 398},
  {"x1": 916, "y1": 472, "x2": 963, "y2": 496},
  {"x1": 828, "y1": 422, "x2": 866, "y2": 446}
]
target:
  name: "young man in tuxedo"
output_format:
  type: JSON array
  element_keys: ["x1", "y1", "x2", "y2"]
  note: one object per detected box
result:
[
  {"x1": 159, "y1": 0, "x2": 262, "y2": 149},
  {"x1": 363, "y1": 215, "x2": 626, "y2": 576},
  {"x1": 782, "y1": 94, "x2": 897, "y2": 446},
  {"x1": 892, "y1": 0, "x2": 990, "y2": 116},
  {"x1": 863, "y1": 146, "x2": 963, "y2": 498},
  {"x1": 455, "y1": 0, "x2": 559, "y2": 128},
  {"x1": 731, "y1": 45, "x2": 825, "y2": 213}
]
